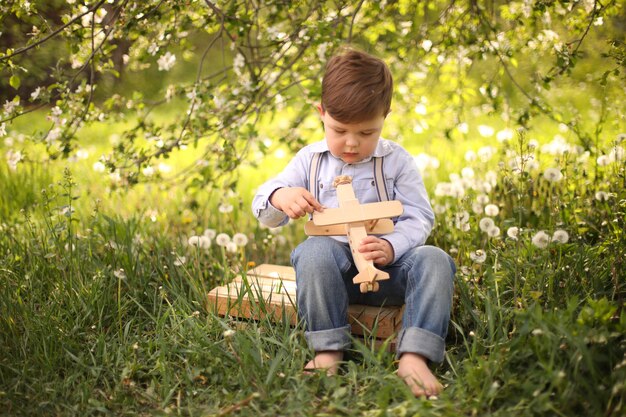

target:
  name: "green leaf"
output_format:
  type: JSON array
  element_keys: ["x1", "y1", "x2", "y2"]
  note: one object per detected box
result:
[{"x1": 9, "y1": 74, "x2": 21, "y2": 90}]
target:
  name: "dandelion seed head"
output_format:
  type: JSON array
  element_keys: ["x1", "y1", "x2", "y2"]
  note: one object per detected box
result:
[
  {"x1": 543, "y1": 167, "x2": 563, "y2": 182},
  {"x1": 226, "y1": 241, "x2": 238, "y2": 253},
  {"x1": 552, "y1": 229, "x2": 569, "y2": 244},
  {"x1": 215, "y1": 233, "x2": 230, "y2": 247},
  {"x1": 219, "y1": 203, "x2": 234, "y2": 214},
  {"x1": 479, "y1": 217, "x2": 495, "y2": 232},
  {"x1": 487, "y1": 226, "x2": 501, "y2": 238},
  {"x1": 477, "y1": 146, "x2": 496, "y2": 162},
  {"x1": 595, "y1": 191, "x2": 609, "y2": 201},
  {"x1": 469, "y1": 249, "x2": 487, "y2": 264},
  {"x1": 455, "y1": 211, "x2": 470, "y2": 224},
  {"x1": 173, "y1": 254, "x2": 186, "y2": 266},
  {"x1": 597, "y1": 155, "x2": 611, "y2": 166},
  {"x1": 484, "y1": 204, "x2": 499, "y2": 217},
  {"x1": 507, "y1": 227, "x2": 519, "y2": 240},
  {"x1": 233, "y1": 233, "x2": 249, "y2": 247},
  {"x1": 532, "y1": 231, "x2": 551, "y2": 249}
]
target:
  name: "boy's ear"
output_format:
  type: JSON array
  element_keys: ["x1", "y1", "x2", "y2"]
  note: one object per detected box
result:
[{"x1": 316, "y1": 103, "x2": 325, "y2": 117}]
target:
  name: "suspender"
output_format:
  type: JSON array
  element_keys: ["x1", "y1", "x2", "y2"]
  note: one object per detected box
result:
[
  {"x1": 308, "y1": 152, "x2": 324, "y2": 202},
  {"x1": 308, "y1": 152, "x2": 389, "y2": 202},
  {"x1": 373, "y1": 156, "x2": 389, "y2": 202}
]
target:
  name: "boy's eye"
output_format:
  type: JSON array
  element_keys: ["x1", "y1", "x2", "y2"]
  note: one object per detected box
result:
[
  {"x1": 334, "y1": 129, "x2": 346, "y2": 134},
  {"x1": 360, "y1": 131, "x2": 374, "y2": 136}
]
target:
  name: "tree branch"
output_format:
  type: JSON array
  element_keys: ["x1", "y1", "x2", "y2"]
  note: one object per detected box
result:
[{"x1": 0, "y1": 0, "x2": 108, "y2": 62}]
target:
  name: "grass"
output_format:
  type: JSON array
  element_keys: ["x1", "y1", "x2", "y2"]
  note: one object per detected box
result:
[{"x1": 1, "y1": 109, "x2": 625, "y2": 416}]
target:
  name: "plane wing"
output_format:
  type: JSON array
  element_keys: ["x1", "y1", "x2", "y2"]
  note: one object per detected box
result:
[
  {"x1": 304, "y1": 218, "x2": 394, "y2": 236},
  {"x1": 312, "y1": 200, "x2": 403, "y2": 226}
]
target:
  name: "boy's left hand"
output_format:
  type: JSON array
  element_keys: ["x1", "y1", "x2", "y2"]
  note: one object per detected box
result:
[{"x1": 358, "y1": 236, "x2": 394, "y2": 267}]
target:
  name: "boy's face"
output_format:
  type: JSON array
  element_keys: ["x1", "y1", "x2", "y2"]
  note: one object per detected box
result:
[{"x1": 319, "y1": 107, "x2": 385, "y2": 164}]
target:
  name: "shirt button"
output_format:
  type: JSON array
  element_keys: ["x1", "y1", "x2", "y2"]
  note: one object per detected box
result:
[{"x1": 319, "y1": 184, "x2": 324, "y2": 189}]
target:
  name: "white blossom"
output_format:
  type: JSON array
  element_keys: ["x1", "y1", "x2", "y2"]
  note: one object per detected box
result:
[
  {"x1": 496, "y1": 128, "x2": 514, "y2": 142},
  {"x1": 3, "y1": 98, "x2": 19, "y2": 115},
  {"x1": 233, "y1": 53, "x2": 245, "y2": 76},
  {"x1": 142, "y1": 166, "x2": 155, "y2": 177},
  {"x1": 478, "y1": 125, "x2": 494, "y2": 137},
  {"x1": 6, "y1": 150, "x2": 23, "y2": 171},
  {"x1": 157, "y1": 52, "x2": 176, "y2": 71},
  {"x1": 93, "y1": 161, "x2": 106, "y2": 172},
  {"x1": 204, "y1": 229, "x2": 217, "y2": 239},
  {"x1": 414, "y1": 103, "x2": 427, "y2": 115},
  {"x1": 158, "y1": 163, "x2": 172, "y2": 173},
  {"x1": 30, "y1": 87, "x2": 42, "y2": 101}
]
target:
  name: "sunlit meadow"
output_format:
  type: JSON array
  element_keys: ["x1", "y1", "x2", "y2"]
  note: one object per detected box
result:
[{"x1": 1, "y1": 97, "x2": 625, "y2": 415}]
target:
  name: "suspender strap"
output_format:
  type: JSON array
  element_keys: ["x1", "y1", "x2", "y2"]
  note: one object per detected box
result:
[
  {"x1": 308, "y1": 152, "x2": 323, "y2": 201},
  {"x1": 373, "y1": 156, "x2": 389, "y2": 202},
  {"x1": 308, "y1": 153, "x2": 389, "y2": 202}
]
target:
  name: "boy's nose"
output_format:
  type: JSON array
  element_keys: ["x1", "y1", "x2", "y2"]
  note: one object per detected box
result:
[{"x1": 345, "y1": 135, "x2": 359, "y2": 148}]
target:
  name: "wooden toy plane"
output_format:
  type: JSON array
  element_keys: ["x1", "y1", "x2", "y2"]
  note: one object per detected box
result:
[{"x1": 304, "y1": 175, "x2": 403, "y2": 293}]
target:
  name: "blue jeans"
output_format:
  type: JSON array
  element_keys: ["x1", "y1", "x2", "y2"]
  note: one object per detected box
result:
[{"x1": 291, "y1": 236, "x2": 455, "y2": 363}]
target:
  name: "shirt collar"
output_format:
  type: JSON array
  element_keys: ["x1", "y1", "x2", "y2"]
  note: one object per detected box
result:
[{"x1": 310, "y1": 138, "x2": 394, "y2": 160}]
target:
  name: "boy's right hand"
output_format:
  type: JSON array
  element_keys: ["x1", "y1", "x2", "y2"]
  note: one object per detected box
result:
[{"x1": 270, "y1": 187, "x2": 324, "y2": 219}]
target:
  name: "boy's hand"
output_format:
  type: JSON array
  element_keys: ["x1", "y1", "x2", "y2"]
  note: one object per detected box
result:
[
  {"x1": 358, "y1": 236, "x2": 394, "y2": 267},
  {"x1": 270, "y1": 187, "x2": 324, "y2": 220}
]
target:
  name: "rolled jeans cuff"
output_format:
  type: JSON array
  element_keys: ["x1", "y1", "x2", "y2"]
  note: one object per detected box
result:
[
  {"x1": 396, "y1": 326, "x2": 445, "y2": 363},
  {"x1": 305, "y1": 325, "x2": 352, "y2": 352}
]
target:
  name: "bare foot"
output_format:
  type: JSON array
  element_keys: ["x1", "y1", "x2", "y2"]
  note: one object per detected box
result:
[
  {"x1": 397, "y1": 353, "x2": 443, "y2": 398},
  {"x1": 304, "y1": 351, "x2": 343, "y2": 375}
]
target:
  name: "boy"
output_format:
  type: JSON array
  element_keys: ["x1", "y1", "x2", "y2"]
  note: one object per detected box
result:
[{"x1": 251, "y1": 49, "x2": 455, "y2": 397}]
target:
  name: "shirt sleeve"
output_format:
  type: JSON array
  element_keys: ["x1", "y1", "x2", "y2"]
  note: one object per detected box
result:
[
  {"x1": 251, "y1": 147, "x2": 311, "y2": 228},
  {"x1": 382, "y1": 149, "x2": 435, "y2": 262}
]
